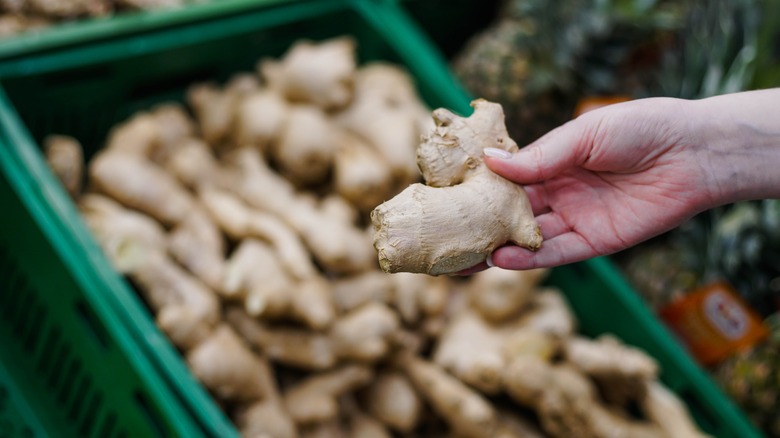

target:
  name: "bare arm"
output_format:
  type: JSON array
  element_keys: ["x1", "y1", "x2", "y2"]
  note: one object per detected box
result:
[{"x1": 477, "y1": 88, "x2": 780, "y2": 271}]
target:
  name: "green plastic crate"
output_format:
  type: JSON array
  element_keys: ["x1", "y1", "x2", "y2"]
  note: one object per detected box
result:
[
  {"x1": 0, "y1": 0, "x2": 292, "y2": 61},
  {"x1": 0, "y1": 0, "x2": 763, "y2": 437},
  {"x1": 0, "y1": 136, "x2": 234, "y2": 437}
]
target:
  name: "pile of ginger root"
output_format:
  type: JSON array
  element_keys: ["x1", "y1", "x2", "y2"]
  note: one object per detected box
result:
[
  {"x1": 0, "y1": 0, "x2": 187, "y2": 39},
  {"x1": 43, "y1": 36, "x2": 710, "y2": 438}
]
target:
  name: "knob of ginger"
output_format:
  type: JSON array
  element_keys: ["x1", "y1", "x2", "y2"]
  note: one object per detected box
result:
[{"x1": 371, "y1": 99, "x2": 542, "y2": 275}]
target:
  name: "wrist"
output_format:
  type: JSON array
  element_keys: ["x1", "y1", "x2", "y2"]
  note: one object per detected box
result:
[{"x1": 687, "y1": 89, "x2": 780, "y2": 207}]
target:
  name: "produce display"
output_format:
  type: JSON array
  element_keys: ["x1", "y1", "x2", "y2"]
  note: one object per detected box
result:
[
  {"x1": 42, "y1": 37, "x2": 709, "y2": 437},
  {"x1": 0, "y1": 0, "x2": 186, "y2": 37}
]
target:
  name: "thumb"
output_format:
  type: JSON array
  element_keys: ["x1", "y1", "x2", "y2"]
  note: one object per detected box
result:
[{"x1": 483, "y1": 118, "x2": 591, "y2": 184}]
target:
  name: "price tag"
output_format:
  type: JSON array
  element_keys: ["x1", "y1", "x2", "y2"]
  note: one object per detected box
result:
[{"x1": 659, "y1": 281, "x2": 768, "y2": 366}]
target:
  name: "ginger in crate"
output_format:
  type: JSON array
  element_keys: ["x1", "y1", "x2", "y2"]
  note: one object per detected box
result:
[
  {"x1": 168, "y1": 208, "x2": 226, "y2": 292},
  {"x1": 365, "y1": 370, "x2": 422, "y2": 434},
  {"x1": 44, "y1": 135, "x2": 83, "y2": 198},
  {"x1": 270, "y1": 104, "x2": 337, "y2": 187},
  {"x1": 260, "y1": 36, "x2": 356, "y2": 109},
  {"x1": 48, "y1": 35, "x2": 714, "y2": 438},
  {"x1": 228, "y1": 147, "x2": 375, "y2": 274},
  {"x1": 90, "y1": 150, "x2": 196, "y2": 226},
  {"x1": 221, "y1": 238, "x2": 334, "y2": 330},
  {"x1": 226, "y1": 307, "x2": 337, "y2": 371},
  {"x1": 283, "y1": 364, "x2": 372, "y2": 425},
  {"x1": 335, "y1": 64, "x2": 426, "y2": 185},
  {"x1": 399, "y1": 354, "x2": 498, "y2": 438}
]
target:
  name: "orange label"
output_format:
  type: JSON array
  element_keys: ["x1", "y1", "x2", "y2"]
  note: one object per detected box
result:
[{"x1": 658, "y1": 282, "x2": 768, "y2": 366}]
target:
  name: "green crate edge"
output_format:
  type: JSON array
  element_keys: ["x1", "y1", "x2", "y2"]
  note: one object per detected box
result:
[
  {"x1": 0, "y1": 1, "x2": 470, "y2": 436},
  {"x1": 0, "y1": 112, "x2": 222, "y2": 437},
  {"x1": 0, "y1": 0, "x2": 763, "y2": 436},
  {"x1": 0, "y1": 0, "x2": 293, "y2": 61}
]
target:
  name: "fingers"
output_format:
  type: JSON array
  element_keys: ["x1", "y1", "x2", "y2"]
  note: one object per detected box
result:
[
  {"x1": 535, "y1": 212, "x2": 571, "y2": 239},
  {"x1": 484, "y1": 118, "x2": 591, "y2": 185},
  {"x1": 456, "y1": 210, "x2": 574, "y2": 274},
  {"x1": 489, "y1": 232, "x2": 601, "y2": 270}
]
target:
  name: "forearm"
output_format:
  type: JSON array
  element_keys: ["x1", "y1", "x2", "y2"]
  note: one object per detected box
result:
[{"x1": 689, "y1": 88, "x2": 780, "y2": 207}]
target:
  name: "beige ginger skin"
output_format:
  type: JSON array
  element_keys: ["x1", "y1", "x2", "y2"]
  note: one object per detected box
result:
[{"x1": 371, "y1": 99, "x2": 542, "y2": 275}]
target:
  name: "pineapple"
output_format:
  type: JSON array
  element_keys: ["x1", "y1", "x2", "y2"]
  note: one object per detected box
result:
[{"x1": 453, "y1": 0, "x2": 682, "y2": 144}]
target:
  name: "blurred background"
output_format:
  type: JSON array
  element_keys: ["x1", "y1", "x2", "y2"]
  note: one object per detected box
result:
[{"x1": 1, "y1": 0, "x2": 779, "y2": 436}]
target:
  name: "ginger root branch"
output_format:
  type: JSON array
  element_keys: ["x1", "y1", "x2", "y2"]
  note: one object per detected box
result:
[{"x1": 371, "y1": 99, "x2": 541, "y2": 275}]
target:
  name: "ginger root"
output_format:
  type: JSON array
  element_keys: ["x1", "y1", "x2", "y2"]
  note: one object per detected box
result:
[
  {"x1": 89, "y1": 150, "x2": 195, "y2": 226},
  {"x1": 235, "y1": 400, "x2": 298, "y2": 438},
  {"x1": 503, "y1": 357, "x2": 664, "y2": 438},
  {"x1": 260, "y1": 37, "x2": 356, "y2": 109},
  {"x1": 186, "y1": 325, "x2": 272, "y2": 403},
  {"x1": 468, "y1": 268, "x2": 547, "y2": 322},
  {"x1": 226, "y1": 307, "x2": 337, "y2": 370},
  {"x1": 335, "y1": 82, "x2": 420, "y2": 184},
  {"x1": 333, "y1": 130, "x2": 394, "y2": 212},
  {"x1": 186, "y1": 76, "x2": 257, "y2": 147},
  {"x1": 284, "y1": 365, "x2": 372, "y2": 425},
  {"x1": 128, "y1": 250, "x2": 220, "y2": 350},
  {"x1": 642, "y1": 381, "x2": 712, "y2": 438},
  {"x1": 371, "y1": 99, "x2": 542, "y2": 275},
  {"x1": 432, "y1": 310, "x2": 507, "y2": 394},
  {"x1": 331, "y1": 271, "x2": 395, "y2": 313},
  {"x1": 517, "y1": 288, "x2": 577, "y2": 336},
  {"x1": 78, "y1": 194, "x2": 167, "y2": 273},
  {"x1": 365, "y1": 370, "x2": 422, "y2": 433},
  {"x1": 221, "y1": 238, "x2": 291, "y2": 303},
  {"x1": 229, "y1": 148, "x2": 374, "y2": 274},
  {"x1": 233, "y1": 89, "x2": 289, "y2": 151},
  {"x1": 330, "y1": 302, "x2": 400, "y2": 363},
  {"x1": 222, "y1": 239, "x2": 334, "y2": 330},
  {"x1": 168, "y1": 208, "x2": 225, "y2": 292},
  {"x1": 103, "y1": 104, "x2": 195, "y2": 162},
  {"x1": 399, "y1": 354, "x2": 498, "y2": 438},
  {"x1": 348, "y1": 416, "x2": 391, "y2": 438},
  {"x1": 271, "y1": 104, "x2": 337, "y2": 186},
  {"x1": 200, "y1": 187, "x2": 317, "y2": 281},
  {"x1": 44, "y1": 135, "x2": 83, "y2": 198},
  {"x1": 565, "y1": 334, "x2": 659, "y2": 406}
]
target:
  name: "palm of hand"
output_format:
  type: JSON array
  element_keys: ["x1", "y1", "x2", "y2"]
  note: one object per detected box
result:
[
  {"x1": 514, "y1": 162, "x2": 705, "y2": 268},
  {"x1": 489, "y1": 99, "x2": 713, "y2": 270}
]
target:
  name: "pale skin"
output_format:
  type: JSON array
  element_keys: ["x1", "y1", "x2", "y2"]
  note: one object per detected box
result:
[{"x1": 466, "y1": 88, "x2": 780, "y2": 273}]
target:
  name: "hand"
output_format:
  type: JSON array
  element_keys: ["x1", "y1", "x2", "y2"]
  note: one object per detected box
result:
[{"x1": 467, "y1": 90, "x2": 780, "y2": 272}]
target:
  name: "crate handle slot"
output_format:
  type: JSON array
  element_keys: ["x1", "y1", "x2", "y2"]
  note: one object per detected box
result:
[
  {"x1": 134, "y1": 390, "x2": 170, "y2": 438},
  {"x1": 76, "y1": 300, "x2": 111, "y2": 350}
]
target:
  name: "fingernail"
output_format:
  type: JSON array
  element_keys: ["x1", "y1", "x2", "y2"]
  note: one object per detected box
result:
[
  {"x1": 486, "y1": 253, "x2": 495, "y2": 267},
  {"x1": 483, "y1": 147, "x2": 512, "y2": 159}
]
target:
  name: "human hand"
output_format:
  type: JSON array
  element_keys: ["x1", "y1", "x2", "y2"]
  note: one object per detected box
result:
[
  {"x1": 467, "y1": 97, "x2": 722, "y2": 272},
  {"x1": 454, "y1": 88, "x2": 780, "y2": 274}
]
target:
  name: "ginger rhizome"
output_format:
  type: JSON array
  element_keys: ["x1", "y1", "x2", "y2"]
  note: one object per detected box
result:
[
  {"x1": 44, "y1": 134, "x2": 84, "y2": 198},
  {"x1": 371, "y1": 99, "x2": 543, "y2": 275},
  {"x1": 47, "y1": 36, "x2": 711, "y2": 438}
]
